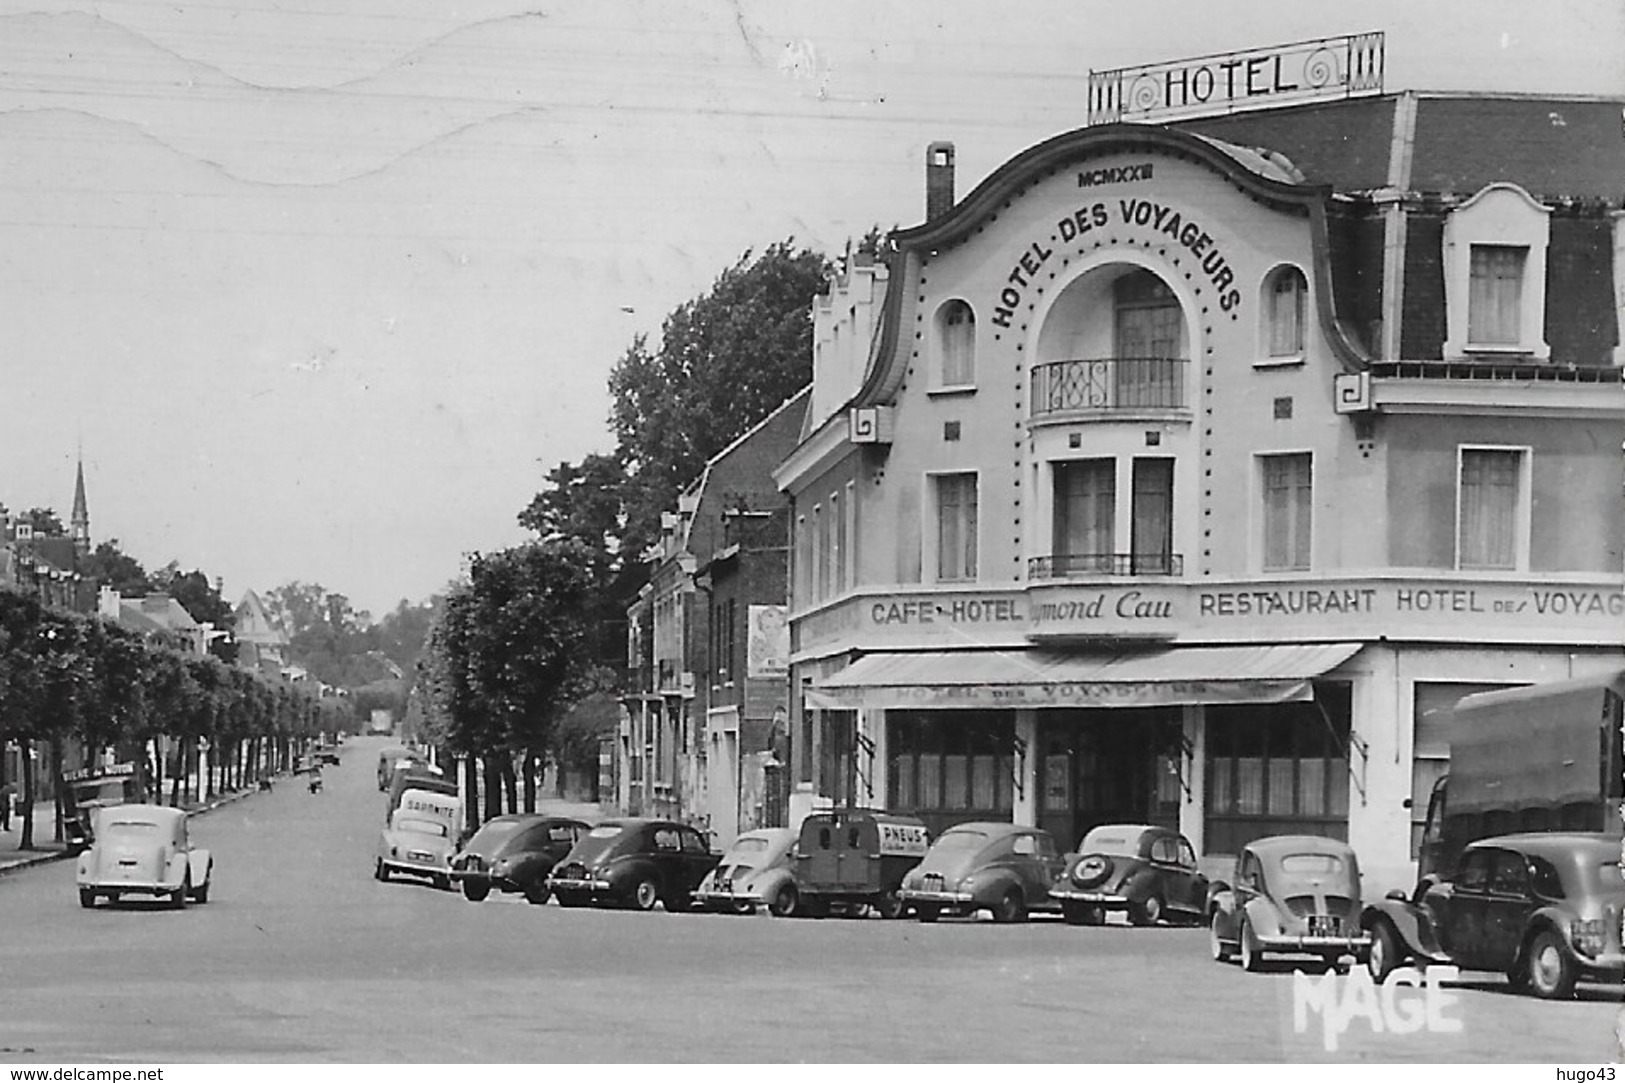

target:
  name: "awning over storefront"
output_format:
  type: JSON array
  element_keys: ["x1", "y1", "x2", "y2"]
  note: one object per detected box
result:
[{"x1": 803, "y1": 643, "x2": 1362, "y2": 710}]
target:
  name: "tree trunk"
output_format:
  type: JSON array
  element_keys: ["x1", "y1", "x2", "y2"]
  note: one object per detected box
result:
[
  {"x1": 522, "y1": 751, "x2": 537, "y2": 813},
  {"x1": 19, "y1": 742, "x2": 36, "y2": 850},
  {"x1": 482, "y1": 756, "x2": 503, "y2": 821},
  {"x1": 149, "y1": 737, "x2": 163, "y2": 804},
  {"x1": 462, "y1": 755, "x2": 480, "y2": 836},
  {"x1": 501, "y1": 755, "x2": 518, "y2": 815},
  {"x1": 49, "y1": 738, "x2": 64, "y2": 844}
]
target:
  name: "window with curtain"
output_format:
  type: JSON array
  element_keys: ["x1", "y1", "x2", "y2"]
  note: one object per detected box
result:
[
  {"x1": 1205, "y1": 688, "x2": 1352, "y2": 853},
  {"x1": 1266, "y1": 266, "x2": 1307, "y2": 357},
  {"x1": 1468, "y1": 245, "x2": 1525, "y2": 345},
  {"x1": 935, "y1": 473, "x2": 978, "y2": 580},
  {"x1": 939, "y1": 300, "x2": 976, "y2": 386},
  {"x1": 1054, "y1": 459, "x2": 1115, "y2": 570},
  {"x1": 829, "y1": 492, "x2": 843, "y2": 595},
  {"x1": 1262, "y1": 453, "x2": 1312, "y2": 571},
  {"x1": 1458, "y1": 448, "x2": 1522, "y2": 569},
  {"x1": 1131, "y1": 458, "x2": 1173, "y2": 574}
]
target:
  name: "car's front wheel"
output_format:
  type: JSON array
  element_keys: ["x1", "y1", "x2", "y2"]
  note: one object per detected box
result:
[
  {"x1": 374, "y1": 859, "x2": 390, "y2": 883},
  {"x1": 79, "y1": 888, "x2": 95, "y2": 909},
  {"x1": 191, "y1": 878, "x2": 210, "y2": 904},
  {"x1": 769, "y1": 883, "x2": 799, "y2": 918},
  {"x1": 170, "y1": 876, "x2": 190, "y2": 910},
  {"x1": 915, "y1": 903, "x2": 941, "y2": 924},
  {"x1": 1525, "y1": 929, "x2": 1577, "y2": 1000},
  {"x1": 462, "y1": 879, "x2": 490, "y2": 902},
  {"x1": 554, "y1": 890, "x2": 587, "y2": 908},
  {"x1": 992, "y1": 888, "x2": 1027, "y2": 924},
  {"x1": 1129, "y1": 894, "x2": 1164, "y2": 927},
  {"x1": 524, "y1": 883, "x2": 551, "y2": 906},
  {"x1": 630, "y1": 878, "x2": 659, "y2": 911},
  {"x1": 873, "y1": 889, "x2": 905, "y2": 920},
  {"x1": 1367, "y1": 920, "x2": 1403, "y2": 982}
]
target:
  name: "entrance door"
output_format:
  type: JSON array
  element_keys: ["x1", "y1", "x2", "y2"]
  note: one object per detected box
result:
[{"x1": 1036, "y1": 709, "x2": 1182, "y2": 849}]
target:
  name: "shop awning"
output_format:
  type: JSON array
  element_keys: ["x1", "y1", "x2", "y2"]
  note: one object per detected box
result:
[{"x1": 803, "y1": 643, "x2": 1362, "y2": 710}]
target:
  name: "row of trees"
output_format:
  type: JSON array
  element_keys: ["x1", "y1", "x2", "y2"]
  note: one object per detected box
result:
[
  {"x1": 417, "y1": 239, "x2": 846, "y2": 830},
  {"x1": 0, "y1": 589, "x2": 343, "y2": 849}
]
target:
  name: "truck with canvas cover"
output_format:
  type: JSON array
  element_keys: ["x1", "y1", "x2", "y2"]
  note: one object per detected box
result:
[{"x1": 1418, "y1": 668, "x2": 1624, "y2": 880}]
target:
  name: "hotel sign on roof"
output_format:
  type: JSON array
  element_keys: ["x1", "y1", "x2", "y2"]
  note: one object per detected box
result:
[{"x1": 1088, "y1": 32, "x2": 1385, "y2": 125}]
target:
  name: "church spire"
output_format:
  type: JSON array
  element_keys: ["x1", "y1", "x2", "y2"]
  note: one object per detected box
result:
[{"x1": 71, "y1": 455, "x2": 90, "y2": 555}]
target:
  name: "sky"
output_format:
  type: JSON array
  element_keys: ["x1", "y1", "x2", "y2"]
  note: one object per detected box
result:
[{"x1": 2, "y1": 0, "x2": 1620, "y2": 618}]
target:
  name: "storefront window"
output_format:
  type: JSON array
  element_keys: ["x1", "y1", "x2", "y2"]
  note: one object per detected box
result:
[
  {"x1": 1204, "y1": 683, "x2": 1352, "y2": 854},
  {"x1": 886, "y1": 710, "x2": 1013, "y2": 834}
]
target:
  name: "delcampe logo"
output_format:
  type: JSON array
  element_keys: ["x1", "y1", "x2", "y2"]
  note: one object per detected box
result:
[{"x1": 1293, "y1": 965, "x2": 1463, "y2": 1051}]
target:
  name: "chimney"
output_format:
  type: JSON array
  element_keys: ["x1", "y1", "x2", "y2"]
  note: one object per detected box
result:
[{"x1": 926, "y1": 141, "x2": 955, "y2": 221}]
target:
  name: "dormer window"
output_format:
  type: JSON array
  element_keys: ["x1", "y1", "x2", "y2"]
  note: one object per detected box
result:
[
  {"x1": 1468, "y1": 245, "x2": 1525, "y2": 345},
  {"x1": 1442, "y1": 183, "x2": 1550, "y2": 360},
  {"x1": 935, "y1": 300, "x2": 976, "y2": 389}
]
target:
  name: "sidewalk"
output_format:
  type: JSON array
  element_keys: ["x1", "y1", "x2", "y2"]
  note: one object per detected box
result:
[{"x1": 0, "y1": 785, "x2": 259, "y2": 876}]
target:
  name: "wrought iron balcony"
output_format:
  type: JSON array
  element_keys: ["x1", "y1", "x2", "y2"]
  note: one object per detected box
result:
[
  {"x1": 1031, "y1": 356, "x2": 1188, "y2": 418},
  {"x1": 1028, "y1": 553, "x2": 1184, "y2": 579}
]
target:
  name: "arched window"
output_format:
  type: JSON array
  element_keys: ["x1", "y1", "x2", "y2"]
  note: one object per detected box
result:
[
  {"x1": 1264, "y1": 266, "x2": 1307, "y2": 358},
  {"x1": 937, "y1": 300, "x2": 976, "y2": 387}
]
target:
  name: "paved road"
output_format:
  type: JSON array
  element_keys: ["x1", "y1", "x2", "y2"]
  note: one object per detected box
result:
[{"x1": 1, "y1": 737, "x2": 1617, "y2": 1063}]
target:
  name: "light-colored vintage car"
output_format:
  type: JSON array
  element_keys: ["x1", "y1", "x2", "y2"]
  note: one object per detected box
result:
[
  {"x1": 75, "y1": 804, "x2": 212, "y2": 909},
  {"x1": 376, "y1": 787, "x2": 461, "y2": 889},
  {"x1": 693, "y1": 828, "x2": 798, "y2": 915},
  {"x1": 1208, "y1": 834, "x2": 1370, "y2": 971}
]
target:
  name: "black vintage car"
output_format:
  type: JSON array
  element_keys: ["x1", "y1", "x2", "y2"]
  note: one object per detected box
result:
[
  {"x1": 1363, "y1": 832, "x2": 1625, "y2": 999},
  {"x1": 546, "y1": 818, "x2": 718, "y2": 911},
  {"x1": 1050, "y1": 823, "x2": 1208, "y2": 926},
  {"x1": 450, "y1": 814, "x2": 590, "y2": 904}
]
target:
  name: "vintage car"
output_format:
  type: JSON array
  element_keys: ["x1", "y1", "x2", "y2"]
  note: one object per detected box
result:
[
  {"x1": 900, "y1": 822, "x2": 1066, "y2": 923},
  {"x1": 376, "y1": 745, "x2": 425, "y2": 791},
  {"x1": 1362, "y1": 832, "x2": 1625, "y2": 999},
  {"x1": 547, "y1": 818, "x2": 718, "y2": 911},
  {"x1": 449, "y1": 814, "x2": 589, "y2": 904},
  {"x1": 693, "y1": 828, "x2": 798, "y2": 915},
  {"x1": 314, "y1": 742, "x2": 341, "y2": 766},
  {"x1": 789, "y1": 808, "x2": 930, "y2": 918},
  {"x1": 76, "y1": 804, "x2": 212, "y2": 909},
  {"x1": 1209, "y1": 835, "x2": 1370, "y2": 970},
  {"x1": 376, "y1": 787, "x2": 462, "y2": 889},
  {"x1": 1050, "y1": 823, "x2": 1208, "y2": 926}
]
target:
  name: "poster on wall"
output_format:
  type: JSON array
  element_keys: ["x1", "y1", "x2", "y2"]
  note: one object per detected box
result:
[{"x1": 746, "y1": 605, "x2": 789, "y2": 679}]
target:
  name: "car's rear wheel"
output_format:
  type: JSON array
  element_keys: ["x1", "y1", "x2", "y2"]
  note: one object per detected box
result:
[
  {"x1": 1209, "y1": 914, "x2": 1233, "y2": 962},
  {"x1": 79, "y1": 888, "x2": 95, "y2": 909},
  {"x1": 915, "y1": 903, "x2": 941, "y2": 924},
  {"x1": 1129, "y1": 894, "x2": 1164, "y2": 927},
  {"x1": 630, "y1": 878, "x2": 659, "y2": 911},
  {"x1": 191, "y1": 878, "x2": 210, "y2": 904},
  {"x1": 1525, "y1": 929, "x2": 1577, "y2": 1000},
  {"x1": 992, "y1": 888, "x2": 1027, "y2": 924},
  {"x1": 1238, "y1": 919, "x2": 1263, "y2": 972},
  {"x1": 769, "y1": 884, "x2": 799, "y2": 918},
  {"x1": 374, "y1": 858, "x2": 390, "y2": 883},
  {"x1": 170, "y1": 876, "x2": 189, "y2": 910},
  {"x1": 665, "y1": 891, "x2": 694, "y2": 913},
  {"x1": 873, "y1": 889, "x2": 905, "y2": 920},
  {"x1": 524, "y1": 883, "x2": 551, "y2": 906},
  {"x1": 1367, "y1": 920, "x2": 1403, "y2": 982},
  {"x1": 554, "y1": 890, "x2": 587, "y2": 908},
  {"x1": 462, "y1": 879, "x2": 490, "y2": 902}
]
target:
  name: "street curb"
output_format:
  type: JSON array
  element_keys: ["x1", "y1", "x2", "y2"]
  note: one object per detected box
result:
[{"x1": 0, "y1": 786, "x2": 264, "y2": 878}]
